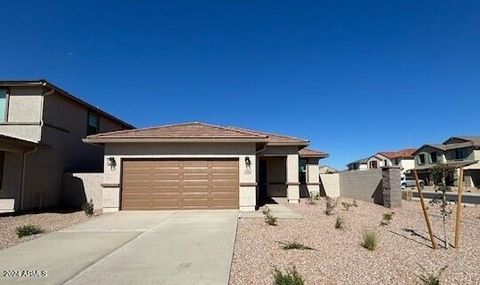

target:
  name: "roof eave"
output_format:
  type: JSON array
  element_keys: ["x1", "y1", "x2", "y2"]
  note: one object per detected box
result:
[
  {"x1": 299, "y1": 153, "x2": 329, "y2": 159},
  {"x1": 266, "y1": 142, "x2": 310, "y2": 147},
  {"x1": 0, "y1": 80, "x2": 134, "y2": 129},
  {"x1": 83, "y1": 138, "x2": 269, "y2": 144}
]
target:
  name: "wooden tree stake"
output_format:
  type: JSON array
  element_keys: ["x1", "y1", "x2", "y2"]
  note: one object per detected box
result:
[
  {"x1": 413, "y1": 170, "x2": 437, "y2": 249},
  {"x1": 454, "y1": 167, "x2": 464, "y2": 249}
]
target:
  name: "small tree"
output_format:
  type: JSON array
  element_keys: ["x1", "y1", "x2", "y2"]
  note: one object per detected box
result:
[{"x1": 431, "y1": 163, "x2": 456, "y2": 249}]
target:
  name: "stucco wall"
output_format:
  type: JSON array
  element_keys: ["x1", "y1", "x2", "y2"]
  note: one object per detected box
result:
[
  {"x1": 399, "y1": 158, "x2": 415, "y2": 171},
  {"x1": 286, "y1": 154, "x2": 300, "y2": 203},
  {"x1": 0, "y1": 152, "x2": 22, "y2": 212},
  {"x1": 102, "y1": 142, "x2": 258, "y2": 211},
  {"x1": 0, "y1": 86, "x2": 43, "y2": 142},
  {"x1": 339, "y1": 168, "x2": 383, "y2": 203},
  {"x1": 62, "y1": 172, "x2": 103, "y2": 209},
  {"x1": 319, "y1": 173, "x2": 340, "y2": 197}
]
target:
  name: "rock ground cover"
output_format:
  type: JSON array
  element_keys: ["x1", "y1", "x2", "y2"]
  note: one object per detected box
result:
[
  {"x1": 229, "y1": 198, "x2": 480, "y2": 284},
  {"x1": 0, "y1": 210, "x2": 91, "y2": 250}
]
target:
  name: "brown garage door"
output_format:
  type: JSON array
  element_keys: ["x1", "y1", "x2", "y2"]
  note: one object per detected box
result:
[{"x1": 121, "y1": 159, "x2": 239, "y2": 210}]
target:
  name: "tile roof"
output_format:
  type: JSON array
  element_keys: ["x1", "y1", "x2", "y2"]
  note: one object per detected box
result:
[
  {"x1": 84, "y1": 122, "x2": 314, "y2": 147},
  {"x1": 226, "y1": 126, "x2": 309, "y2": 145},
  {"x1": 378, "y1": 148, "x2": 416, "y2": 159},
  {"x1": 414, "y1": 136, "x2": 480, "y2": 155},
  {"x1": 444, "y1": 136, "x2": 480, "y2": 146},
  {"x1": 85, "y1": 122, "x2": 268, "y2": 141},
  {"x1": 298, "y1": 148, "x2": 329, "y2": 158}
]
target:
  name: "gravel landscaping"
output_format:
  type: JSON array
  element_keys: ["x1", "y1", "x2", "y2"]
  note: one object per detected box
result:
[
  {"x1": 0, "y1": 210, "x2": 92, "y2": 250},
  {"x1": 229, "y1": 198, "x2": 480, "y2": 284}
]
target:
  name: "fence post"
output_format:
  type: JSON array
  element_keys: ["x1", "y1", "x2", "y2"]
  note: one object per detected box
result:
[{"x1": 381, "y1": 166, "x2": 402, "y2": 208}]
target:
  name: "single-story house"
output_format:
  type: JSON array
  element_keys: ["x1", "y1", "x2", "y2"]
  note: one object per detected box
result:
[{"x1": 83, "y1": 122, "x2": 328, "y2": 212}]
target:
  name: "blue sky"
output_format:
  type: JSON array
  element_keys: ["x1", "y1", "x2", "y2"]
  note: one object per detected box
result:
[{"x1": 1, "y1": 1, "x2": 479, "y2": 169}]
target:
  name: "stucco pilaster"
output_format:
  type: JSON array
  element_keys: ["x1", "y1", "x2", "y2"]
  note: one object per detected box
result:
[{"x1": 286, "y1": 154, "x2": 300, "y2": 203}]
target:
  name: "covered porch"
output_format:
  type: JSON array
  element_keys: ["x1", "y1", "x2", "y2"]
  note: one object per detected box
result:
[
  {"x1": 256, "y1": 146, "x2": 327, "y2": 207},
  {"x1": 0, "y1": 134, "x2": 44, "y2": 213}
]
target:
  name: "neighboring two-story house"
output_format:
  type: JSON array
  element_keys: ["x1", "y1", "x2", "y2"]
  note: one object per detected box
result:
[
  {"x1": 0, "y1": 80, "x2": 132, "y2": 213},
  {"x1": 413, "y1": 136, "x2": 480, "y2": 187}
]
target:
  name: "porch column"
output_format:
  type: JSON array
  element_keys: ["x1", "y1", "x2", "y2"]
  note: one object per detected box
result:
[
  {"x1": 306, "y1": 158, "x2": 320, "y2": 196},
  {"x1": 286, "y1": 153, "x2": 300, "y2": 203}
]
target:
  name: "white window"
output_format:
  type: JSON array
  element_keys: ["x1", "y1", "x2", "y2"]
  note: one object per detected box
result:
[{"x1": 0, "y1": 90, "x2": 8, "y2": 122}]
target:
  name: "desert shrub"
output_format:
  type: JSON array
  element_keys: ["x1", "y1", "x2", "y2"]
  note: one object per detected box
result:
[
  {"x1": 263, "y1": 208, "x2": 278, "y2": 226},
  {"x1": 16, "y1": 224, "x2": 43, "y2": 238},
  {"x1": 306, "y1": 191, "x2": 318, "y2": 205},
  {"x1": 82, "y1": 199, "x2": 95, "y2": 216},
  {"x1": 273, "y1": 266, "x2": 304, "y2": 285},
  {"x1": 361, "y1": 230, "x2": 378, "y2": 251},
  {"x1": 335, "y1": 215, "x2": 345, "y2": 229},
  {"x1": 278, "y1": 240, "x2": 315, "y2": 250},
  {"x1": 380, "y1": 212, "x2": 395, "y2": 226},
  {"x1": 415, "y1": 265, "x2": 447, "y2": 285},
  {"x1": 341, "y1": 200, "x2": 358, "y2": 211},
  {"x1": 325, "y1": 197, "x2": 338, "y2": 215}
]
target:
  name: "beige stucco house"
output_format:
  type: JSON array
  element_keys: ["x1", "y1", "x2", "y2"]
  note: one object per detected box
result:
[
  {"x1": 348, "y1": 148, "x2": 415, "y2": 172},
  {"x1": 413, "y1": 136, "x2": 480, "y2": 187},
  {"x1": 368, "y1": 149, "x2": 416, "y2": 171},
  {"x1": 84, "y1": 122, "x2": 328, "y2": 212},
  {"x1": 0, "y1": 80, "x2": 132, "y2": 213}
]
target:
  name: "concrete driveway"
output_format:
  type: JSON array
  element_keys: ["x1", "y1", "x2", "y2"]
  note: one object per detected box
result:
[{"x1": 0, "y1": 210, "x2": 238, "y2": 285}]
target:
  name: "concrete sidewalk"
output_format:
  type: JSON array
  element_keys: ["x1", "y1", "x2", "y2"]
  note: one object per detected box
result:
[
  {"x1": 240, "y1": 198, "x2": 303, "y2": 219},
  {"x1": 0, "y1": 210, "x2": 238, "y2": 285}
]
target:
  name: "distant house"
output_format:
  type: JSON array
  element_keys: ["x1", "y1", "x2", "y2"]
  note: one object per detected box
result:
[
  {"x1": 319, "y1": 165, "x2": 338, "y2": 174},
  {"x1": 413, "y1": 136, "x2": 480, "y2": 187},
  {"x1": 366, "y1": 153, "x2": 390, "y2": 169},
  {"x1": 376, "y1": 149, "x2": 416, "y2": 171},
  {"x1": 346, "y1": 158, "x2": 368, "y2": 171},
  {"x1": 348, "y1": 148, "x2": 416, "y2": 172}
]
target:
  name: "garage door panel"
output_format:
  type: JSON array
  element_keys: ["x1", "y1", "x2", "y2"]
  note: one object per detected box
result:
[
  {"x1": 122, "y1": 198, "x2": 151, "y2": 209},
  {"x1": 210, "y1": 181, "x2": 238, "y2": 187},
  {"x1": 151, "y1": 173, "x2": 181, "y2": 179},
  {"x1": 152, "y1": 181, "x2": 182, "y2": 187},
  {"x1": 151, "y1": 199, "x2": 181, "y2": 209},
  {"x1": 211, "y1": 199, "x2": 237, "y2": 208},
  {"x1": 183, "y1": 173, "x2": 208, "y2": 179},
  {"x1": 122, "y1": 159, "x2": 238, "y2": 210},
  {"x1": 211, "y1": 160, "x2": 236, "y2": 166},
  {"x1": 182, "y1": 160, "x2": 209, "y2": 167},
  {"x1": 182, "y1": 187, "x2": 209, "y2": 194},
  {"x1": 210, "y1": 193, "x2": 238, "y2": 200},
  {"x1": 182, "y1": 199, "x2": 210, "y2": 208},
  {"x1": 212, "y1": 173, "x2": 237, "y2": 179},
  {"x1": 212, "y1": 186, "x2": 238, "y2": 193}
]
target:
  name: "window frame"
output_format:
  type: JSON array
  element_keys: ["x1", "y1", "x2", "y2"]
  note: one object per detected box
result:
[
  {"x1": 0, "y1": 89, "x2": 10, "y2": 122},
  {"x1": 418, "y1": 154, "x2": 426, "y2": 165},
  {"x1": 430, "y1": 152, "x2": 437, "y2": 163},
  {"x1": 87, "y1": 112, "x2": 100, "y2": 136},
  {"x1": 0, "y1": 151, "x2": 5, "y2": 189}
]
